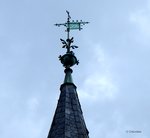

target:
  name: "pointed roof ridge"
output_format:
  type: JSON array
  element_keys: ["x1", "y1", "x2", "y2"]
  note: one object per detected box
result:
[{"x1": 47, "y1": 83, "x2": 89, "y2": 138}]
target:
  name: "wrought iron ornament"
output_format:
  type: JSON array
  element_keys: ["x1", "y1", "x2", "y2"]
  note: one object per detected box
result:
[{"x1": 55, "y1": 11, "x2": 89, "y2": 68}]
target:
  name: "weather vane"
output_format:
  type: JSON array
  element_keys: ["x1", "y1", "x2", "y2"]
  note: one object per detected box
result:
[
  {"x1": 55, "y1": 11, "x2": 89, "y2": 69},
  {"x1": 55, "y1": 10, "x2": 89, "y2": 40}
]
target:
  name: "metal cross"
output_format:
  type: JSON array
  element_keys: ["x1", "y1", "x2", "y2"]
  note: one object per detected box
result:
[{"x1": 55, "y1": 10, "x2": 89, "y2": 40}]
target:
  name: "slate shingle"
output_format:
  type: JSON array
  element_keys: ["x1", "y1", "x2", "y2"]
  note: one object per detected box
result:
[{"x1": 47, "y1": 83, "x2": 89, "y2": 138}]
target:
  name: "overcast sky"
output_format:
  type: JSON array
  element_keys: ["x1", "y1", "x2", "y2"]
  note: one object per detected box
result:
[{"x1": 0, "y1": 0, "x2": 150, "y2": 138}]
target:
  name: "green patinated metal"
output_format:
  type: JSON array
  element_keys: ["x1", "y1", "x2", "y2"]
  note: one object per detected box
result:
[
  {"x1": 55, "y1": 11, "x2": 88, "y2": 85},
  {"x1": 55, "y1": 10, "x2": 89, "y2": 40},
  {"x1": 67, "y1": 22, "x2": 80, "y2": 30},
  {"x1": 64, "y1": 68, "x2": 73, "y2": 83},
  {"x1": 59, "y1": 53, "x2": 79, "y2": 68}
]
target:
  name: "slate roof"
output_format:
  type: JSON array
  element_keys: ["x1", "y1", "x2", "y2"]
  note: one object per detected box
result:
[{"x1": 47, "y1": 83, "x2": 89, "y2": 138}]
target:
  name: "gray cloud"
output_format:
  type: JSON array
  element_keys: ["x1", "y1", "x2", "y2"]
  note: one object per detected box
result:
[{"x1": 0, "y1": 0, "x2": 150, "y2": 138}]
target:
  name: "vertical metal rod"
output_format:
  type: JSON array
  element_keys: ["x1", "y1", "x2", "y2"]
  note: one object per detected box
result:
[
  {"x1": 66, "y1": 11, "x2": 70, "y2": 52},
  {"x1": 67, "y1": 17, "x2": 70, "y2": 40}
]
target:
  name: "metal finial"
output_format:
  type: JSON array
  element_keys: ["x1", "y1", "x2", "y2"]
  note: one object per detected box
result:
[{"x1": 55, "y1": 11, "x2": 88, "y2": 69}]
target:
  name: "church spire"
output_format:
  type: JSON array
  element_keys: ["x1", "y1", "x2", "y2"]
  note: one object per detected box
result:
[{"x1": 47, "y1": 11, "x2": 89, "y2": 138}]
